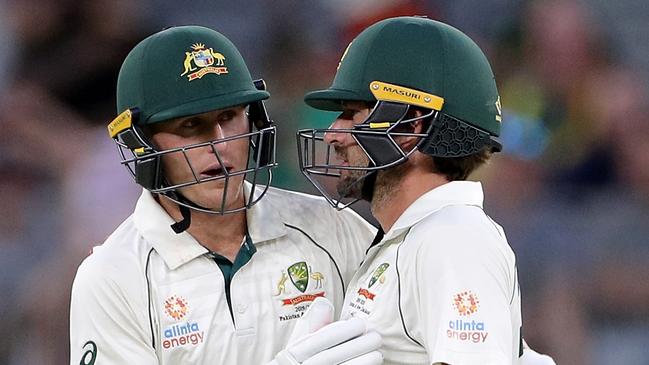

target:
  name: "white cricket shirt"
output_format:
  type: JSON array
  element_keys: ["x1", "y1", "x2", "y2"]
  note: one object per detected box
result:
[
  {"x1": 341, "y1": 181, "x2": 522, "y2": 365},
  {"x1": 69, "y1": 183, "x2": 375, "y2": 364}
]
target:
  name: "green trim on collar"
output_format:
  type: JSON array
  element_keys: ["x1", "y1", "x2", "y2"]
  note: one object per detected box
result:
[{"x1": 209, "y1": 234, "x2": 256, "y2": 321}]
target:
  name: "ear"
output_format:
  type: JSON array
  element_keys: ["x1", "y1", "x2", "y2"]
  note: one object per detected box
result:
[
  {"x1": 397, "y1": 109, "x2": 427, "y2": 150},
  {"x1": 412, "y1": 118, "x2": 426, "y2": 134}
]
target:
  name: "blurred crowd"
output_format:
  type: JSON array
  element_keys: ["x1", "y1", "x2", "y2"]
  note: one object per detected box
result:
[{"x1": 1, "y1": 0, "x2": 648, "y2": 364}]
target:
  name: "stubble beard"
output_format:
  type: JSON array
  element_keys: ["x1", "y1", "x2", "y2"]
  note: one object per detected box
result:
[
  {"x1": 336, "y1": 169, "x2": 366, "y2": 199},
  {"x1": 334, "y1": 145, "x2": 408, "y2": 205},
  {"x1": 335, "y1": 145, "x2": 368, "y2": 200},
  {"x1": 370, "y1": 161, "x2": 409, "y2": 214}
]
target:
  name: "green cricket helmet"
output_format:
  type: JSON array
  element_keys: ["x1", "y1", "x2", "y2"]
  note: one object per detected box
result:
[
  {"x1": 108, "y1": 25, "x2": 276, "y2": 220},
  {"x1": 297, "y1": 16, "x2": 502, "y2": 208}
]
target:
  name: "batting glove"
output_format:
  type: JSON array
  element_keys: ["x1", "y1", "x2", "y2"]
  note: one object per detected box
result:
[{"x1": 268, "y1": 297, "x2": 382, "y2": 365}]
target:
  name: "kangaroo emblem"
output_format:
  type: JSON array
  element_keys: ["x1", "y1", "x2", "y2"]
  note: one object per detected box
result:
[
  {"x1": 309, "y1": 266, "x2": 325, "y2": 289},
  {"x1": 274, "y1": 271, "x2": 288, "y2": 296},
  {"x1": 212, "y1": 52, "x2": 226, "y2": 66},
  {"x1": 181, "y1": 52, "x2": 197, "y2": 76}
]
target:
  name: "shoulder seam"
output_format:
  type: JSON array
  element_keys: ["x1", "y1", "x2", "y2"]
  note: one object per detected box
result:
[{"x1": 484, "y1": 213, "x2": 504, "y2": 239}]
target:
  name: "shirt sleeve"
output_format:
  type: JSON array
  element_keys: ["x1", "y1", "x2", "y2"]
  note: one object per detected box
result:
[
  {"x1": 413, "y1": 225, "x2": 516, "y2": 365},
  {"x1": 70, "y1": 255, "x2": 158, "y2": 365}
]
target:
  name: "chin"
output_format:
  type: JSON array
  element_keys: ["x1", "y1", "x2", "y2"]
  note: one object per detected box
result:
[
  {"x1": 207, "y1": 187, "x2": 245, "y2": 210},
  {"x1": 176, "y1": 176, "x2": 244, "y2": 209},
  {"x1": 336, "y1": 179, "x2": 362, "y2": 199}
]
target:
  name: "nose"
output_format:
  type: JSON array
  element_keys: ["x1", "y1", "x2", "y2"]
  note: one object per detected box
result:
[
  {"x1": 323, "y1": 118, "x2": 350, "y2": 145},
  {"x1": 213, "y1": 123, "x2": 226, "y2": 140},
  {"x1": 209, "y1": 123, "x2": 228, "y2": 155}
]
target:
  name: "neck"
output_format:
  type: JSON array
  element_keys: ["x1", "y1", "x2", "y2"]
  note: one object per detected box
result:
[
  {"x1": 158, "y1": 196, "x2": 247, "y2": 261},
  {"x1": 370, "y1": 162, "x2": 447, "y2": 233}
]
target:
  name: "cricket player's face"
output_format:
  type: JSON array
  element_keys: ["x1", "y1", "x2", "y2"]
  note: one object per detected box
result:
[
  {"x1": 150, "y1": 105, "x2": 249, "y2": 210},
  {"x1": 323, "y1": 101, "x2": 371, "y2": 198}
]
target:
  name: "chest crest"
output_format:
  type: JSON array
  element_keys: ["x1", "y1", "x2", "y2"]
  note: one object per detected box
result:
[
  {"x1": 273, "y1": 261, "x2": 328, "y2": 321},
  {"x1": 357, "y1": 262, "x2": 390, "y2": 301}
]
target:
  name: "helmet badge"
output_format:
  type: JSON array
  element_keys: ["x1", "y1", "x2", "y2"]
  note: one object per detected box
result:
[
  {"x1": 337, "y1": 41, "x2": 353, "y2": 71},
  {"x1": 181, "y1": 43, "x2": 228, "y2": 81},
  {"x1": 495, "y1": 96, "x2": 502, "y2": 122}
]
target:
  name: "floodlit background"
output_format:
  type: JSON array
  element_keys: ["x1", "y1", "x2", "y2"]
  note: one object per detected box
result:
[{"x1": 1, "y1": 0, "x2": 648, "y2": 363}]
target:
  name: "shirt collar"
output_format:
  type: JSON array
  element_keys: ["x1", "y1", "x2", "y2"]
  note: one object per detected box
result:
[
  {"x1": 134, "y1": 189, "x2": 208, "y2": 270},
  {"x1": 133, "y1": 182, "x2": 287, "y2": 270},
  {"x1": 382, "y1": 181, "x2": 484, "y2": 241}
]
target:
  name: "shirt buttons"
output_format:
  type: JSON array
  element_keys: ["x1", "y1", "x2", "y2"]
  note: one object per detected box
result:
[{"x1": 236, "y1": 304, "x2": 247, "y2": 314}]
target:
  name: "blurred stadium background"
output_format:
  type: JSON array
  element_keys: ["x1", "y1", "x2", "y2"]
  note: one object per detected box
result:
[{"x1": 1, "y1": 0, "x2": 648, "y2": 363}]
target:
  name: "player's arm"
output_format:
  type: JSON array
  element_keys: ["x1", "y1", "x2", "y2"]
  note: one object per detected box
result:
[
  {"x1": 413, "y1": 228, "x2": 515, "y2": 365},
  {"x1": 70, "y1": 256, "x2": 158, "y2": 365}
]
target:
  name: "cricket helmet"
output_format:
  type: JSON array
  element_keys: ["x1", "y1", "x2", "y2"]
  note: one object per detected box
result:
[
  {"x1": 108, "y1": 25, "x2": 276, "y2": 218},
  {"x1": 298, "y1": 16, "x2": 502, "y2": 208}
]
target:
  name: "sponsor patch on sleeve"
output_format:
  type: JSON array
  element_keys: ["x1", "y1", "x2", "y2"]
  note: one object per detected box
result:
[{"x1": 446, "y1": 290, "x2": 489, "y2": 344}]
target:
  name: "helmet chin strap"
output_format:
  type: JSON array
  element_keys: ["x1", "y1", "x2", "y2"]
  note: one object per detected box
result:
[
  {"x1": 166, "y1": 192, "x2": 210, "y2": 234},
  {"x1": 360, "y1": 165, "x2": 378, "y2": 202},
  {"x1": 171, "y1": 204, "x2": 192, "y2": 233}
]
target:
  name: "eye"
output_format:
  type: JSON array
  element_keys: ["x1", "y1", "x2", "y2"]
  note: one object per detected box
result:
[
  {"x1": 218, "y1": 110, "x2": 237, "y2": 123},
  {"x1": 181, "y1": 118, "x2": 201, "y2": 129},
  {"x1": 338, "y1": 110, "x2": 356, "y2": 120}
]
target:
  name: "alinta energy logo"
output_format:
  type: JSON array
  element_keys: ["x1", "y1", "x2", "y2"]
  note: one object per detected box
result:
[
  {"x1": 161, "y1": 295, "x2": 204, "y2": 350},
  {"x1": 162, "y1": 322, "x2": 205, "y2": 350},
  {"x1": 164, "y1": 295, "x2": 189, "y2": 321},
  {"x1": 453, "y1": 290, "x2": 479, "y2": 316},
  {"x1": 447, "y1": 290, "x2": 488, "y2": 344}
]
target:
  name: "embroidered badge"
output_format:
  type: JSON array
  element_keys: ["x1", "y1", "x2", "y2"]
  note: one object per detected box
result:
[
  {"x1": 368, "y1": 263, "x2": 389, "y2": 288},
  {"x1": 181, "y1": 43, "x2": 228, "y2": 81}
]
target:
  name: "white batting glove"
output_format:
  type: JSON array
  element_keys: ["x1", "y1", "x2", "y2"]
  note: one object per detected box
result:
[
  {"x1": 268, "y1": 297, "x2": 383, "y2": 365},
  {"x1": 520, "y1": 340, "x2": 556, "y2": 365}
]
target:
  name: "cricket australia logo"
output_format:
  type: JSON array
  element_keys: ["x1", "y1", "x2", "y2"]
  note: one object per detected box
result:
[
  {"x1": 356, "y1": 262, "x2": 390, "y2": 301},
  {"x1": 368, "y1": 263, "x2": 389, "y2": 288},
  {"x1": 181, "y1": 43, "x2": 228, "y2": 81},
  {"x1": 274, "y1": 261, "x2": 326, "y2": 318},
  {"x1": 288, "y1": 261, "x2": 309, "y2": 292}
]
